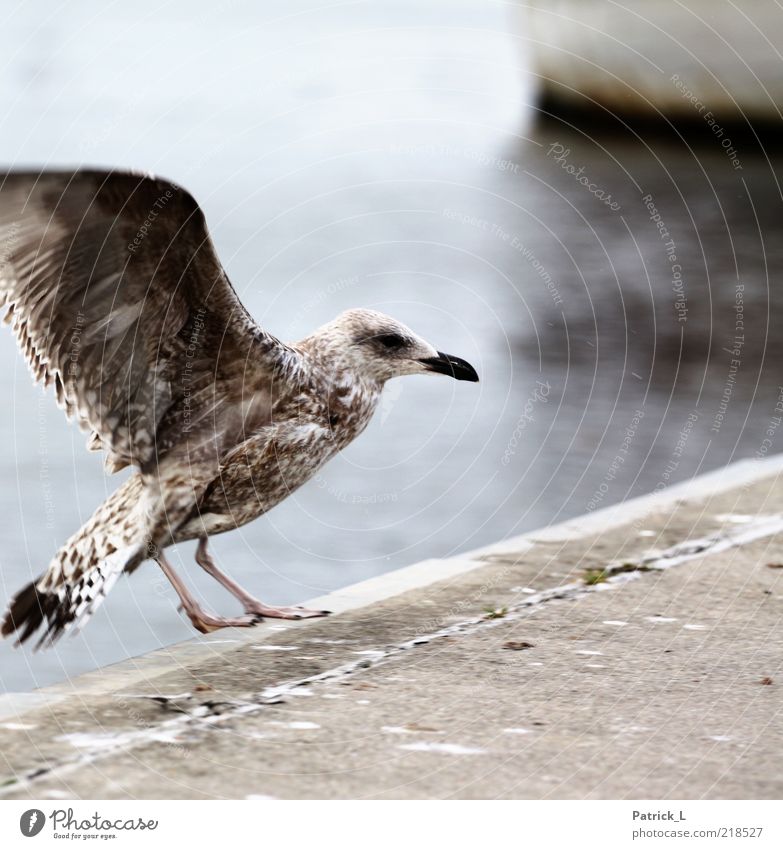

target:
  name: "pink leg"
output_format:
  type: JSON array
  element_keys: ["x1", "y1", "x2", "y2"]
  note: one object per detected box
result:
[
  {"x1": 156, "y1": 553, "x2": 262, "y2": 634},
  {"x1": 195, "y1": 537, "x2": 330, "y2": 620}
]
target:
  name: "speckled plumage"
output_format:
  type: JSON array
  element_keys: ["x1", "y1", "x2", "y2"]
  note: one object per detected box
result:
[{"x1": 0, "y1": 169, "x2": 477, "y2": 646}]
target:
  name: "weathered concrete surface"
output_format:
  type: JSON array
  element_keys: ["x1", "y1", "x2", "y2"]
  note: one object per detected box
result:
[{"x1": 1, "y1": 460, "x2": 782, "y2": 799}]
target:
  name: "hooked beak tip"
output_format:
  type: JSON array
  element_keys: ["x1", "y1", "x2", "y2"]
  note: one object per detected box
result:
[{"x1": 420, "y1": 351, "x2": 479, "y2": 382}]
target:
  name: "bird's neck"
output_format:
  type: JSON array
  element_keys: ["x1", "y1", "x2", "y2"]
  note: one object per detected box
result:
[
  {"x1": 293, "y1": 336, "x2": 384, "y2": 438},
  {"x1": 312, "y1": 363, "x2": 381, "y2": 450}
]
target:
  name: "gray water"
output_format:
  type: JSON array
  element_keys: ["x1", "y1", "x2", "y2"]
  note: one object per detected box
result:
[{"x1": 1, "y1": 0, "x2": 782, "y2": 694}]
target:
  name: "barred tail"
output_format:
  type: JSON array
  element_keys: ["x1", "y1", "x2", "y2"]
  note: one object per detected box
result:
[{"x1": 2, "y1": 474, "x2": 148, "y2": 648}]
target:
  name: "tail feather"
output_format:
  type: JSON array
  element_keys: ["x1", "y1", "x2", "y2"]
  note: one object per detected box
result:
[
  {"x1": 2, "y1": 547, "x2": 145, "y2": 650},
  {"x1": 1, "y1": 580, "x2": 62, "y2": 645},
  {"x1": 2, "y1": 474, "x2": 147, "y2": 648}
]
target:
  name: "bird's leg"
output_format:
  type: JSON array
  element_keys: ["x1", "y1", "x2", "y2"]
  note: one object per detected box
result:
[
  {"x1": 195, "y1": 537, "x2": 330, "y2": 620},
  {"x1": 156, "y1": 552, "x2": 263, "y2": 634}
]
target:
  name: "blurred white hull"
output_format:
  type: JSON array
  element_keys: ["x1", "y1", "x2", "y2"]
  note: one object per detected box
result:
[{"x1": 521, "y1": 0, "x2": 783, "y2": 120}]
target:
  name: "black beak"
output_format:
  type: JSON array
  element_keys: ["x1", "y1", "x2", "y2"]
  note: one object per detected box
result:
[{"x1": 420, "y1": 351, "x2": 479, "y2": 382}]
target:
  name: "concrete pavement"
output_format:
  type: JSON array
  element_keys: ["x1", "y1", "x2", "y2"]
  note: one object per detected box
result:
[{"x1": 0, "y1": 457, "x2": 781, "y2": 799}]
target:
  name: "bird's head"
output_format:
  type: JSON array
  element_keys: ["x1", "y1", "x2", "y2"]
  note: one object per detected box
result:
[{"x1": 304, "y1": 308, "x2": 479, "y2": 386}]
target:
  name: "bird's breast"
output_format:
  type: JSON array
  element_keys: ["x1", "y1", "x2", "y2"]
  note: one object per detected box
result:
[{"x1": 177, "y1": 382, "x2": 381, "y2": 541}]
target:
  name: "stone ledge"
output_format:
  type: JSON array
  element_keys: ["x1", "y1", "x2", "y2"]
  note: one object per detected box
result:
[{"x1": 1, "y1": 455, "x2": 782, "y2": 799}]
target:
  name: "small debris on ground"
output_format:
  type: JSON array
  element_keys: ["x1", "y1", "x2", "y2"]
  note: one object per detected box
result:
[
  {"x1": 502, "y1": 641, "x2": 535, "y2": 651},
  {"x1": 483, "y1": 606, "x2": 508, "y2": 620},
  {"x1": 760, "y1": 676, "x2": 774, "y2": 685},
  {"x1": 583, "y1": 569, "x2": 609, "y2": 585}
]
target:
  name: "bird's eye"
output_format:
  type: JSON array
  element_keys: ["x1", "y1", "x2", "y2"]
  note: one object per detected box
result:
[{"x1": 374, "y1": 333, "x2": 407, "y2": 350}]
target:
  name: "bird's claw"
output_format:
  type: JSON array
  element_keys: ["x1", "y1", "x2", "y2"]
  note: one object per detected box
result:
[{"x1": 243, "y1": 603, "x2": 331, "y2": 620}]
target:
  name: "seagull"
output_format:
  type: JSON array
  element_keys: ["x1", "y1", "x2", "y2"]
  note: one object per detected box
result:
[{"x1": 0, "y1": 170, "x2": 478, "y2": 648}]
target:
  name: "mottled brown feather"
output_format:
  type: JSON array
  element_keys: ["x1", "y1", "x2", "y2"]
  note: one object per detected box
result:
[{"x1": 0, "y1": 172, "x2": 451, "y2": 647}]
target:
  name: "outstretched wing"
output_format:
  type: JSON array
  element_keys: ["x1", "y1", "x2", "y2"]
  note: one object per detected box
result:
[
  {"x1": 0, "y1": 170, "x2": 304, "y2": 648},
  {"x1": 0, "y1": 169, "x2": 292, "y2": 475}
]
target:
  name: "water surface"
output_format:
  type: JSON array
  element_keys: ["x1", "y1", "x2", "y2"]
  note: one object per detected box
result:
[{"x1": 1, "y1": 0, "x2": 781, "y2": 693}]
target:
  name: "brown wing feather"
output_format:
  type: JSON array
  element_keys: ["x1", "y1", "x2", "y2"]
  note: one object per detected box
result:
[
  {"x1": 0, "y1": 170, "x2": 302, "y2": 647},
  {"x1": 0, "y1": 169, "x2": 292, "y2": 474}
]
